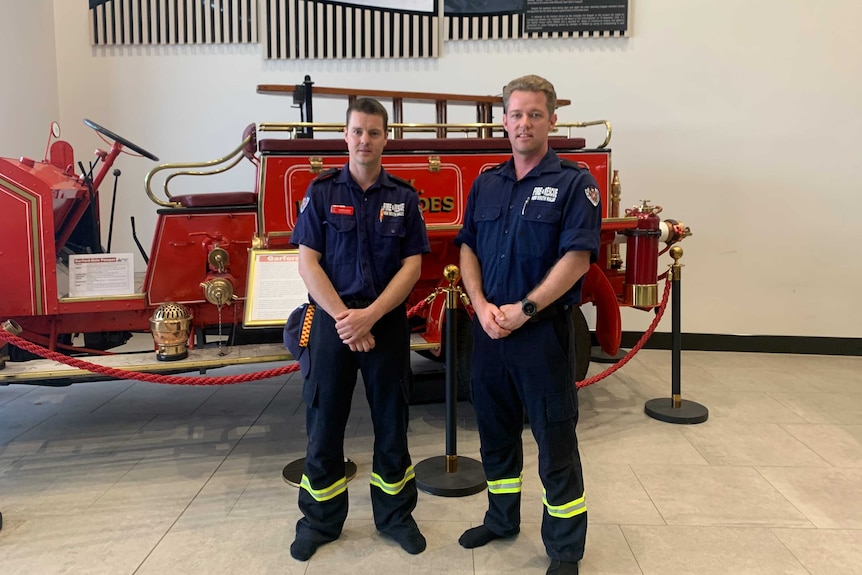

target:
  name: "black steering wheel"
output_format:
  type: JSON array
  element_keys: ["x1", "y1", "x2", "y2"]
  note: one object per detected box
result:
[{"x1": 83, "y1": 118, "x2": 159, "y2": 162}]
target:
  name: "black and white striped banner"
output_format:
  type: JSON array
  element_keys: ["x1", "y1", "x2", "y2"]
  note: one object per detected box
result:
[
  {"x1": 89, "y1": 0, "x2": 259, "y2": 45},
  {"x1": 263, "y1": 0, "x2": 440, "y2": 60}
]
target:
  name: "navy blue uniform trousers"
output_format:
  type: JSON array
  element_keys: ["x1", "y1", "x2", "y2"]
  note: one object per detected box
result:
[
  {"x1": 295, "y1": 304, "x2": 417, "y2": 544},
  {"x1": 471, "y1": 309, "x2": 588, "y2": 562}
]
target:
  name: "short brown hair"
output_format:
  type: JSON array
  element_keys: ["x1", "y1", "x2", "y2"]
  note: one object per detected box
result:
[
  {"x1": 346, "y1": 97, "x2": 389, "y2": 132},
  {"x1": 502, "y1": 75, "x2": 557, "y2": 116}
]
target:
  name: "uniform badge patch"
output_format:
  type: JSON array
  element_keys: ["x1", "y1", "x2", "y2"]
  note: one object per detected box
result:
[
  {"x1": 300, "y1": 197, "x2": 310, "y2": 213},
  {"x1": 531, "y1": 186, "x2": 559, "y2": 203},
  {"x1": 584, "y1": 186, "x2": 600, "y2": 207},
  {"x1": 380, "y1": 202, "x2": 405, "y2": 218}
]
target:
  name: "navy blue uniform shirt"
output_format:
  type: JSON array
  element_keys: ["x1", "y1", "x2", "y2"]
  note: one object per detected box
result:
[
  {"x1": 292, "y1": 164, "x2": 431, "y2": 301},
  {"x1": 454, "y1": 148, "x2": 602, "y2": 306}
]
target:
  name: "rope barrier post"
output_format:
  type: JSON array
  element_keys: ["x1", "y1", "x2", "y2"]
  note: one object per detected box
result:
[
  {"x1": 415, "y1": 265, "x2": 486, "y2": 497},
  {"x1": 645, "y1": 247, "x2": 709, "y2": 424}
]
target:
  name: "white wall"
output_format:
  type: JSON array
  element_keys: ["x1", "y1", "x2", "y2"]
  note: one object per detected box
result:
[
  {"x1": 0, "y1": 0, "x2": 58, "y2": 158},
  {"x1": 32, "y1": 0, "x2": 862, "y2": 338}
]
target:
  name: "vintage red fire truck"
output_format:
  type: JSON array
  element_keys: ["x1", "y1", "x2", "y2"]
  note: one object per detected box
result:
[{"x1": 0, "y1": 77, "x2": 689, "y2": 390}]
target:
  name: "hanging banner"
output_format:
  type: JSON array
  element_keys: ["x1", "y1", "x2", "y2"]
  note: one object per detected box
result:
[
  {"x1": 444, "y1": 0, "x2": 629, "y2": 40},
  {"x1": 89, "y1": 0, "x2": 259, "y2": 46},
  {"x1": 263, "y1": 0, "x2": 440, "y2": 59}
]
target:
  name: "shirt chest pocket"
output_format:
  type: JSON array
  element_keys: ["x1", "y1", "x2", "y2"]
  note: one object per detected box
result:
[
  {"x1": 372, "y1": 217, "x2": 405, "y2": 261},
  {"x1": 517, "y1": 204, "x2": 562, "y2": 257},
  {"x1": 474, "y1": 205, "x2": 502, "y2": 224},
  {"x1": 326, "y1": 215, "x2": 357, "y2": 263},
  {"x1": 375, "y1": 217, "x2": 406, "y2": 238}
]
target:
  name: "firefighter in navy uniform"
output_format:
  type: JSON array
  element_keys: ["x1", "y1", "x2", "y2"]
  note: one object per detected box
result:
[
  {"x1": 454, "y1": 76, "x2": 601, "y2": 575},
  {"x1": 289, "y1": 97, "x2": 431, "y2": 561}
]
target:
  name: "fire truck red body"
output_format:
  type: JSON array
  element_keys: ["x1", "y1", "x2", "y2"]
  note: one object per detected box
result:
[{"x1": 0, "y1": 80, "x2": 688, "y2": 384}]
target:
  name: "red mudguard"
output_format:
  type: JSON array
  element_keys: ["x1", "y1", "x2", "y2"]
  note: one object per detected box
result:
[{"x1": 581, "y1": 263, "x2": 621, "y2": 356}]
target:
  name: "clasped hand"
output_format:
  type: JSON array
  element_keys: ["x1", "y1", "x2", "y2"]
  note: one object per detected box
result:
[
  {"x1": 476, "y1": 301, "x2": 529, "y2": 339},
  {"x1": 334, "y1": 308, "x2": 376, "y2": 352}
]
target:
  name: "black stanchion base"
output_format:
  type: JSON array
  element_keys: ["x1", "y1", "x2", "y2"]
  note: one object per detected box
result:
[
  {"x1": 591, "y1": 345, "x2": 627, "y2": 363},
  {"x1": 415, "y1": 455, "x2": 486, "y2": 497},
  {"x1": 645, "y1": 398, "x2": 709, "y2": 424},
  {"x1": 282, "y1": 458, "x2": 358, "y2": 487}
]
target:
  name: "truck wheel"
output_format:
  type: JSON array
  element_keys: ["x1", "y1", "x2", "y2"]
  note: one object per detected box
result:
[{"x1": 572, "y1": 306, "x2": 591, "y2": 384}]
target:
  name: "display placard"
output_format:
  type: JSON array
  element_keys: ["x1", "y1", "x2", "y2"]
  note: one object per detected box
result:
[
  {"x1": 525, "y1": 0, "x2": 629, "y2": 35},
  {"x1": 243, "y1": 249, "x2": 308, "y2": 327},
  {"x1": 69, "y1": 253, "x2": 135, "y2": 297}
]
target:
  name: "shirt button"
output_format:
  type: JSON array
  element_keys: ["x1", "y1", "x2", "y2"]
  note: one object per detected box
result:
[
  {"x1": 504, "y1": 229, "x2": 509, "y2": 234},
  {"x1": 508, "y1": 205, "x2": 514, "y2": 210},
  {"x1": 500, "y1": 254, "x2": 506, "y2": 259}
]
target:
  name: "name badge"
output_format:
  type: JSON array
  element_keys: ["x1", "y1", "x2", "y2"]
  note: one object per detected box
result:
[{"x1": 330, "y1": 204, "x2": 354, "y2": 215}]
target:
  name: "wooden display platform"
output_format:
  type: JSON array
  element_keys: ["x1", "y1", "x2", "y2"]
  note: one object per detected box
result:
[{"x1": 0, "y1": 334, "x2": 437, "y2": 384}]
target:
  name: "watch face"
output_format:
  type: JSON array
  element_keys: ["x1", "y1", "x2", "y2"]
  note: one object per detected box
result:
[{"x1": 522, "y1": 299, "x2": 537, "y2": 317}]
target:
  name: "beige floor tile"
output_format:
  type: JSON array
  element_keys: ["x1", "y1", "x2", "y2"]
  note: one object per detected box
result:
[
  {"x1": 757, "y1": 466, "x2": 862, "y2": 528},
  {"x1": 781, "y1": 424, "x2": 862, "y2": 467},
  {"x1": 580, "y1": 524, "x2": 643, "y2": 574},
  {"x1": 679, "y1": 388, "x2": 808, "y2": 423},
  {"x1": 303, "y1": 519, "x2": 476, "y2": 575},
  {"x1": 632, "y1": 464, "x2": 812, "y2": 527},
  {"x1": 0, "y1": 511, "x2": 179, "y2": 575},
  {"x1": 470, "y1": 526, "x2": 556, "y2": 574},
  {"x1": 679, "y1": 420, "x2": 830, "y2": 466},
  {"x1": 772, "y1": 528, "x2": 862, "y2": 575},
  {"x1": 135, "y1": 515, "x2": 300, "y2": 575},
  {"x1": 622, "y1": 525, "x2": 809, "y2": 575},
  {"x1": 769, "y1": 391, "x2": 862, "y2": 424},
  {"x1": 700, "y1": 364, "x2": 813, "y2": 393},
  {"x1": 579, "y1": 413, "x2": 709, "y2": 466},
  {"x1": 784, "y1": 356, "x2": 862, "y2": 394},
  {"x1": 583, "y1": 462, "x2": 665, "y2": 525}
]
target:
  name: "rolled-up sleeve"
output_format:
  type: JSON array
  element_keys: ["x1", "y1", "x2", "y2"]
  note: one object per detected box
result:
[
  {"x1": 559, "y1": 172, "x2": 602, "y2": 263},
  {"x1": 454, "y1": 180, "x2": 480, "y2": 251}
]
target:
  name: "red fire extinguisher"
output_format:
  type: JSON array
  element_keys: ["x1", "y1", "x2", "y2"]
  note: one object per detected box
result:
[{"x1": 624, "y1": 200, "x2": 662, "y2": 308}]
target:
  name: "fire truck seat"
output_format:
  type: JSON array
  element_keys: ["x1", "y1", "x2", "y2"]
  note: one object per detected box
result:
[
  {"x1": 170, "y1": 192, "x2": 258, "y2": 208},
  {"x1": 166, "y1": 124, "x2": 260, "y2": 208}
]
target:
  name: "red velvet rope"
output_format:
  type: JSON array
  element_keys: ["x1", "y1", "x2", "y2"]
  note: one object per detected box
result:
[{"x1": 577, "y1": 276, "x2": 672, "y2": 388}]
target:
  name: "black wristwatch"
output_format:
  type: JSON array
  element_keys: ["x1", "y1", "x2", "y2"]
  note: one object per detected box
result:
[{"x1": 521, "y1": 298, "x2": 537, "y2": 318}]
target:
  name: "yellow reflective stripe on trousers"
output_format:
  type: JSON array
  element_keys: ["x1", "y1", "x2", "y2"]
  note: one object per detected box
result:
[
  {"x1": 370, "y1": 465, "x2": 416, "y2": 496},
  {"x1": 487, "y1": 474, "x2": 523, "y2": 495},
  {"x1": 542, "y1": 489, "x2": 586, "y2": 518},
  {"x1": 299, "y1": 474, "x2": 348, "y2": 502}
]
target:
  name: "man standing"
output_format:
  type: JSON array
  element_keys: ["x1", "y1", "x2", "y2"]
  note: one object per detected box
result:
[
  {"x1": 454, "y1": 75, "x2": 601, "y2": 575},
  {"x1": 289, "y1": 97, "x2": 430, "y2": 561}
]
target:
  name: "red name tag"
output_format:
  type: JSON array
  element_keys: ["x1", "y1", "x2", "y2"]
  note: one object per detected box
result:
[{"x1": 330, "y1": 205, "x2": 354, "y2": 216}]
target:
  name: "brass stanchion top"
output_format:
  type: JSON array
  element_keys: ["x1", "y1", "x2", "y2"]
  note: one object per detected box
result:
[{"x1": 444, "y1": 264, "x2": 460, "y2": 286}]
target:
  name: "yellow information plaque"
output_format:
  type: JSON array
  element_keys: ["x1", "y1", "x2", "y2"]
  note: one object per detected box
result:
[{"x1": 243, "y1": 249, "x2": 308, "y2": 328}]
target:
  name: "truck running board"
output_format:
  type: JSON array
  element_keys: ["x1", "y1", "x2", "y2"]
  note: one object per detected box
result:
[{"x1": 0, "y1": 334, "x2": 438, "y2": 385}]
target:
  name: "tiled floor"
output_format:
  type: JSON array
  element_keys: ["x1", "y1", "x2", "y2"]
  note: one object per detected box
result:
[{"x1": 1, "y1": 349, "x2": 860, "y2": 574}]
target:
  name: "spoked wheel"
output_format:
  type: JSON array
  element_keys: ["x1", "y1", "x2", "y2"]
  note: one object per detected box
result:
[{"x1": 83, "y1": 119, "x2": 159, "y2": 161}]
